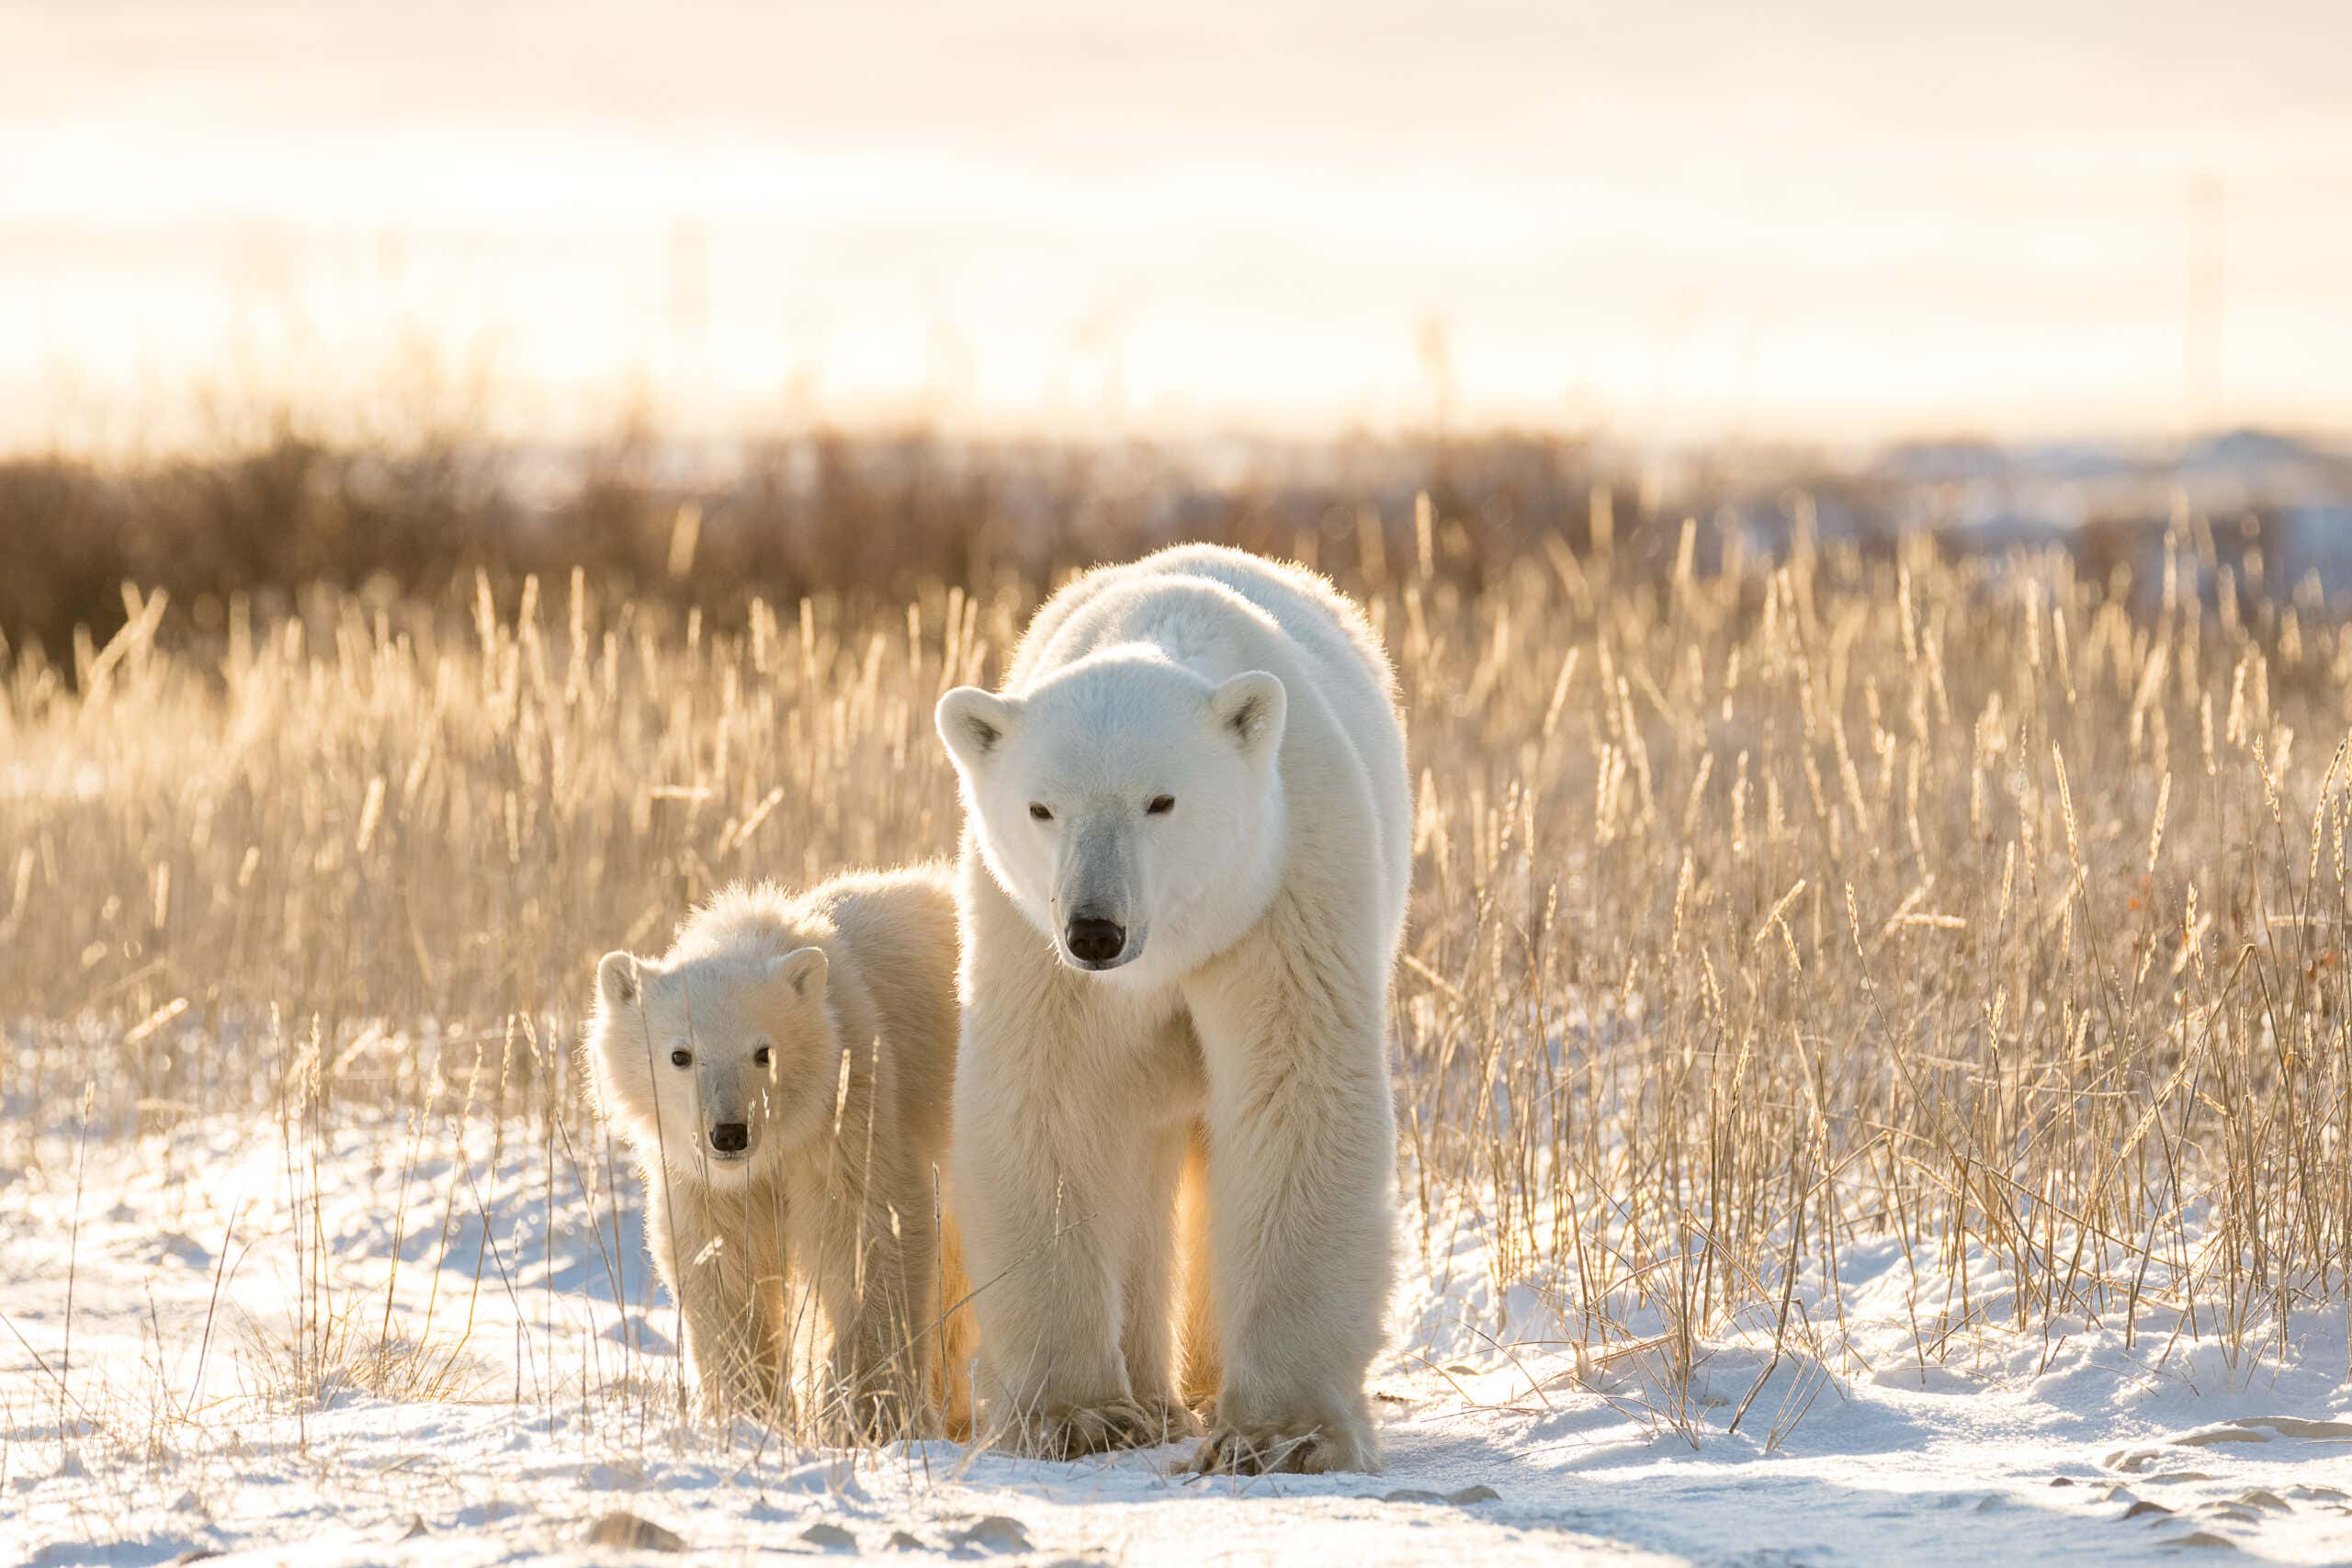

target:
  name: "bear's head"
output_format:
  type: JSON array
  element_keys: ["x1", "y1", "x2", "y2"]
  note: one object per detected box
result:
[
  {"x1": 935, "y1": 655, "x2": 1287, "y2": 978},
  {"x1": 585, "y1": 941, "x2": 833, "y2": 1179}
]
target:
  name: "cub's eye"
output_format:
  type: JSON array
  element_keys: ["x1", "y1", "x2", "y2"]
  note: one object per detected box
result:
[
  {"x1": 753, "y1": 1044, "x2": 772, "y2": 1068},
  {"x1": 1028, "y1": 803, "x2": 1053, "y2": 821},
  {"x1": 1147, "y1": 795, "x2": 1176, "y2": 816},
  {"x1": 670, "y1": 1049, "x2": 692, "y2": 1068}
]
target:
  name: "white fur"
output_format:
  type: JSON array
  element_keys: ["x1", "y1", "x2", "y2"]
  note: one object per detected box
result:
[
  {"x1": 582, "y1": 867, "x2": 977, "y2": 1438},
  {"x1": 935, "y1": 544, "x2": 1410, "y2": 1473}
]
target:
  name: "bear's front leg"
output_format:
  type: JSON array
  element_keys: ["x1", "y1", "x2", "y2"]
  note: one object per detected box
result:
[
  {"x1": 955, "y1": 988, "x2": 1183, "y2": 1459},
  {"x1": 1182, "y1": 919, "x2": 1396, "y2": 1474}
]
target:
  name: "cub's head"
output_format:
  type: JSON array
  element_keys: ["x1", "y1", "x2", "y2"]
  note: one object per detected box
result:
[
  {"x1": 935, "y1": 657, "x2": 1286, "y2": 977},
  {"x1": 584, "y1": 941, "x2": 833, "y2": 1179}
]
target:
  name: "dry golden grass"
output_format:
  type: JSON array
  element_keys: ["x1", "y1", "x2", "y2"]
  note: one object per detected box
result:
[{"x1": 3, "y1": 511, "x2": 2348, "y2": 1445}]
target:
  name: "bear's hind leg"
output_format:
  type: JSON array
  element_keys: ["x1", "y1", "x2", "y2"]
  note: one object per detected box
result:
[
  {"x1": 1174, "y1": 1121, "x2": 1222, "y2": 1415},
  {"x1": 1114, "y1": 1120, "x2": 1203, "y2": 1447}
]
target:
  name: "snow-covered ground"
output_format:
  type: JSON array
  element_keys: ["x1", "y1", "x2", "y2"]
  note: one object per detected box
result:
[{"x1": 4, "y1": 1114, "x2": 2346, "y2": 1567}]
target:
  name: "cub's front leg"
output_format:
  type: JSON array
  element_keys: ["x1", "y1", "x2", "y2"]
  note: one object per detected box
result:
[
  {"x1": 648, "y1": 1176, "x2": 787, "y2": 1423},
  {"x1": 808, "y1": 1169, "x2": 940, "y2": 1441}
]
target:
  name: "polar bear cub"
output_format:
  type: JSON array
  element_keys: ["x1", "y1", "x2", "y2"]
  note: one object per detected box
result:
[
  {"x1": 584, "y1": 867, "x2": 976, "y2": 1438},
  {"x1": 936, "y1": 544, "x2": 1411, "y2": 1473}
]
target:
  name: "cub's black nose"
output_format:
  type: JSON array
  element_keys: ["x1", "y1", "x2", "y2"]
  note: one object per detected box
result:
[
  {"x1": 709, "y1": 1122, "x2": 749, "y2": 1154},
  {"x1": 1065, "y1": 916, "x2": 1126, "y2": 964}
]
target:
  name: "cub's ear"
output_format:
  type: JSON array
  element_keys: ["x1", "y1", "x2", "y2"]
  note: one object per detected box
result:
[
  {"x1": 935, "y1": 687, "x2": 1019, "y2": 772},
  {"x1": 766, "y1": 945, "x2": 828, "y2": 1002},
  {"x1": 596, "y1": 951, "x2": 643, "y2": 1010},
  {"x1": 1209, "y1": 671, "x2": 1286, "y2": 757}
]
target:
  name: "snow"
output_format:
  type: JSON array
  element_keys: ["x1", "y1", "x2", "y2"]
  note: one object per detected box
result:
[{"x1": 3, "y1": 1114, "x2": 2346, "y2": 1567}]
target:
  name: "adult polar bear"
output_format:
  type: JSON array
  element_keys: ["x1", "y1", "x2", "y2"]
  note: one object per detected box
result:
[{"x1": 935, "y1": 544, "x2": 1410, "y2": 1474}]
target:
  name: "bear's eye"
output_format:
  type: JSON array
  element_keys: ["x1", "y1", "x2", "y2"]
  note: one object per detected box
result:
[
  {"x1": 1028, "y1": 803, "x2": 1053, "y2": 821},
  {"x1": 753, "y1": 1044, "x2": 772, "y2": 1068},
  {"x1": 1147, "y1": 795, "x2": 1176, "y2": 816},
  {"x1": 670, "y1": 1048, "x2": 692, "y2": 1068}
]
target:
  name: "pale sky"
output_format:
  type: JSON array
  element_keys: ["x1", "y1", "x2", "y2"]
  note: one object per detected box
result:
[{"x1": 5, "y1": 1, "x2": 2349, "y2": 450}]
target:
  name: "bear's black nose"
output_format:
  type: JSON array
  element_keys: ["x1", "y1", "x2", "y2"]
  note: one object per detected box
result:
[
  {"x1": 1065, "y1": 916, "x2": 1125, "y2": 964},
  {"x1": 709, "y1": 1122, "x2": 749, "y2": 1154}
]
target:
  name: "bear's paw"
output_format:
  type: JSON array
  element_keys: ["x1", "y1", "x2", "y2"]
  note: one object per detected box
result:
[
  {"x1": 1188, "y1": 1416, "x2": 1375, "y2": 1475},
  {"x1": 1003, "y1": 1396, "x2": 1196, "y2": 1460}
]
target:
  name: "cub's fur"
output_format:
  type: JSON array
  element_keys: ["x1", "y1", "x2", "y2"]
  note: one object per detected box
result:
[{"x1": 584, "y1": 867, "x2": 976, "y2": 1438}]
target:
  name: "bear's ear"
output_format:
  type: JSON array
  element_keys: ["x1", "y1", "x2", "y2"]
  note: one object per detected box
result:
[
  {"x1": 1209, "y1": 671, "x2": 1286, "y2": 758},
  {"x1": 596, "y1": 951, "x2": 643, "y2": 1010},
  {"x1": 765, "y1": 945, "x2": 828, "y2": 1003},
  {"x1": 935, "y1": 687, "x2": 1019, "y2": 772}
]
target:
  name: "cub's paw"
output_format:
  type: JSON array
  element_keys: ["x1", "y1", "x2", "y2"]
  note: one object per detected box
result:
[
  {"x1": 1188, "y1": 1416, "x2": 1374, "y2": 1475},
  {"x1": 820, "y1": 1385, "x2": 922, "y2": 1446},
  {"x1": 1127, "y1": 1395, "x2": 1204, "y2": 1446},
  {"x1": 698, "y1": 1381, "x2": 790, "y2": 1430},
  {"x1": 1004, "y1": 1396, "x2": 1195, "y2": 1460}
]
